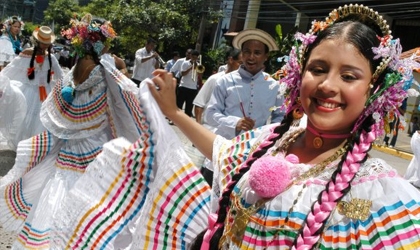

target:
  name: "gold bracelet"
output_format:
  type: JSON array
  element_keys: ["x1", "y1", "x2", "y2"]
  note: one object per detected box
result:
[{"x1": 120, "y1": 68, "x2": 128, "y2": 74}]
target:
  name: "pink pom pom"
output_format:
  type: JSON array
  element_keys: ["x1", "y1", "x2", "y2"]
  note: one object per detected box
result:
[{"x1": 249, "y1": 156, "x2": 292, "y2": 198}]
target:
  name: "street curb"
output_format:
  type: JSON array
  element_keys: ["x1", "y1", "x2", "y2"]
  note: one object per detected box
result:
[{"x1": 372, "y1": 144, "x2": 413, "y2": 160}]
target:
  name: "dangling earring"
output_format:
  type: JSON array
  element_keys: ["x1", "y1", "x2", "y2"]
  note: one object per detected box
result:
[
  {"x1": 292, "y1": 98, "x2": 304, "y2": 120},
  {"x1": 293, "y1": 107, "x2": 304, "y2": 120},
  {"x1": 291, "y1": 98, "x2": 304, "y2": 127}
]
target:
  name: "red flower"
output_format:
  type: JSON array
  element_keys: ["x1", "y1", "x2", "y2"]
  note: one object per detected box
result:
[{"x1": 36, "y1": 55, "x2": 44, "y2": 64}]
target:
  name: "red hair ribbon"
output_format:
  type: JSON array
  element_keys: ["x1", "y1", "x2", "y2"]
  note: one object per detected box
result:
[{"x1": 27, "y1": 67, "x2": 35, "y2": 76}]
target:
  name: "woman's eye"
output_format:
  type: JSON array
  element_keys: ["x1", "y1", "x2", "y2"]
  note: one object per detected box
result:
[
  {"x1": 309, "y1": 67, "x2": 325, "y2": 74},
  {"x1": 341, "y1": 74, "x2": 357, "y2": 81}
]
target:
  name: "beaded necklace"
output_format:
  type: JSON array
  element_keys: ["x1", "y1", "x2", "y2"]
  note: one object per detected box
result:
[{"x1": 220, "y1": 129, "x2": 348, "y2": 249}]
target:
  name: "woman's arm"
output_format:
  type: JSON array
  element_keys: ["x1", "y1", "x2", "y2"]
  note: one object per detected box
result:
[{"x1": 148, "y1": 69, "x2": 216, "y2": 159}]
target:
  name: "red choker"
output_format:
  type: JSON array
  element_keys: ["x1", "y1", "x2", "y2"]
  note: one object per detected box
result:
[{"x1": 306, "y1": 125, "x2": 351, "y2": 148}]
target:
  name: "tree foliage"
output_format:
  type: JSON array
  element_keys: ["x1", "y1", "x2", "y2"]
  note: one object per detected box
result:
[
  {"x1": 42, "y1": 0, "x2": 218, "y2": 56},
  {"x1": 43, "y1": 0, "x2": 80, "y2": 34}
]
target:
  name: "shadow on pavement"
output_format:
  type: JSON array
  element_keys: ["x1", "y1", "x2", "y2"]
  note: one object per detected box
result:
[{"x1": 0, "y1": 150, "x2": 16, "y2": 176}]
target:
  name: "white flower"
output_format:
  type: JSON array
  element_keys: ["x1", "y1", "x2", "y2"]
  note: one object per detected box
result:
[{"x1": 407, "y1": 88, "x2": 419, "y2": 97}]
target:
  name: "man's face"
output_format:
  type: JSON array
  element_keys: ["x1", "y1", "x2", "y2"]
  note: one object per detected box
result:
[
  {"x1": 241, "y1": 40, "x2": 268, "y2": 75},
  {"x1": 229, "y1": 53, "x2": 242, "y2": 71},
  {"x1": 190, "y1": 55, "x2": 198, "y2": 63},
  {"x1": 146, "y1": 42, "x2": 156, "y2": 52},
  {"x1": 186, "y1": 50, "x2": 192, "y2": 60}
]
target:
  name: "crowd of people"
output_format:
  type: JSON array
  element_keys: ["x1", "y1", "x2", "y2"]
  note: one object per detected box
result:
[{"x1": 1, "y1": 3, "x2": 420, "y2": 249}]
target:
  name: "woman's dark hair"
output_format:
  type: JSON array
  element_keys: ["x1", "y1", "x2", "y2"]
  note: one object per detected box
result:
[
  {"x1": 28, "y1": 44, "x2": 53, "y2": 83},
  {"x1": 225, "y1": 47, "x2": 241, "y2": 61},
  {"x1": 192, "y1": 17, "x2": 385, "y2": 250},
  {"x1": 302, "y1": 20, "x2": 381, "y2": 75}
]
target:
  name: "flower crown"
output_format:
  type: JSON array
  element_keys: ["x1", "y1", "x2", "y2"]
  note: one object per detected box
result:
[
  {"x1": 61, "y1": 14, "x2": 117, "y2": 58},
  {"x1": 1, "y1": 16, "x2": 24, "y2": 33},
  {"x1": 279, "y1": 4, "x2": 420, "y2": 136}
]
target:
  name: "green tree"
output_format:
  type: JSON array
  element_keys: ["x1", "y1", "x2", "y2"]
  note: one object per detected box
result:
[
  {"x1": 44, "y1": 0, "x2": 80, "y2": 34},
  {"x1": 44, "y1": 0, "x2": 222, "y2": 60},
  {"x1": 81, "y1": 0, "x2": 220, "y2": 56}
]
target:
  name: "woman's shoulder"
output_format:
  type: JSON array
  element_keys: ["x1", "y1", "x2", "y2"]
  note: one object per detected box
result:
[
  {"x1": 353, "y1": 157, "x2": 405, "y2": 186},
  {"x1": 21, "y1": 48, "x2": 34, "y2": 56}
]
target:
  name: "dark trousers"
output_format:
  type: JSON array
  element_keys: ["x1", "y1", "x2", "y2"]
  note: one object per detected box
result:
[
  {"x1": 131, "y1": 78, "x2": 141, "y2": 87},
  {"x1": 176, "y1": 86, "x2": 197, "y2": 117}
]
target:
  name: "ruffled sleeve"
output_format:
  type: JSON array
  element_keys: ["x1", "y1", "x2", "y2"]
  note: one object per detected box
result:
[
  {"x1": 0, "y1": 35, "x2": 16, "y2": 66},
  {"x1": 321, "y1": 158, "x2": 420, "y2": 249},
  {"x1": 0, "y1": 74, "x2": 27, "y2": 150},
  {"x1": 51, "y1": 78, "x2": 211, "y2": 250}
]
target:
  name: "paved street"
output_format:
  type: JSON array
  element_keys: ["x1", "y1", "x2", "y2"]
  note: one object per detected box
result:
[{"x1": 0, "y1": 126, "x2": 415, "y2": 247}]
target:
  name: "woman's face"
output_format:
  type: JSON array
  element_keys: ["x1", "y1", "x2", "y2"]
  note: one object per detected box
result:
[
  {"x1": 38, "y1": 42, "x2": 50, "y2": 53},
  {"x1": 9, "y1": 21, "x2": 21, "y2": 37},
  {"x1": 300, "y1": 39, "x2": 372, "y2": 134},
  {"x1": 241, "y1": 40, "x2": 268, "y2": 75}
]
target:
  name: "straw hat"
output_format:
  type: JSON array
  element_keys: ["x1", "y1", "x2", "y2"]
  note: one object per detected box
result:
[
  {"x1": 32, "y1": 26, "x2": 56, "y2": 45},
  {"x1": 233, "y1": 29, "x2": 279, "y2": 52}
]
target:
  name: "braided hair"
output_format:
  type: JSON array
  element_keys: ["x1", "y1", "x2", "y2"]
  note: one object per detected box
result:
[
  {"x1": 292, "y1": 19, "x2": 384, "y2": 250},
  {"x1": 28, "y1": 43, "x2": 53, "y2": 83}
]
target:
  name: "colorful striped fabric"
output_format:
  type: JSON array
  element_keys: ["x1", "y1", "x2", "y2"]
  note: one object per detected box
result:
[
  {"x1": 219, "y1": 128, "x2": 259, "y2": 189},
  {"x1": 53, "y1": 80, "x2": 212, "y2": 250},
  {"x1": 138, "y1": 163, "x2": 211, "y2": 249},
  {"x1": 3, "y1": 178, "x2": 32, "y2": 223},
  {"x1": 16, "y1": 222, "x2": 50, "y2": 249},
  {"x1": 25, "y1": 131, "x2": 53, "y2": 173},
  {"x1": 55, "y1": 146, "x2": 102, "y2": 173},
  {"x1": 53, "y1": 79, "x2": 108, "y2": 124}
]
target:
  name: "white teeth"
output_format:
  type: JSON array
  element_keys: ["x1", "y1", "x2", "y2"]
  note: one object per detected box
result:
[{"x1": 317, "y1": 99, "x2": 340, "y2": 109}]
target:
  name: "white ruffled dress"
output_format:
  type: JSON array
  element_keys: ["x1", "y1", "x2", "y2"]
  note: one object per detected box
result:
[
  {"x1": 43, "y1": 82, "x2": 420, "y2": 249},
  {"x1": 0, "y1": 73, "x2": 27, "y2": 150},
  {"x1": 0, "y1": 59, "x2": 144, "y2": 249},
  {"x1": 1, "y1": 53, "x2": 63, "y2": 144},
  {"x1": 0, "y1": 35, "x2": 16, "y2": 66}
]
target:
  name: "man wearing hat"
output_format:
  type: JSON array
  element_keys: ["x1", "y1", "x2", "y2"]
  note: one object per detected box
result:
[
  {"x1": 0, "y1": 25, "x2": 63, "y2": 147},
  {"x1": 205, "y1": 28, "x2": 285, "y2": 140}
]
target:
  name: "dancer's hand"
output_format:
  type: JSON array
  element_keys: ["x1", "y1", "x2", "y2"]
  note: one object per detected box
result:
[
  {"x1": 235, "y1": 117, "x2": 255, "y2": 133},
  {"x1": 149, "y1": 69, "x2": 178, "y2": 118}
]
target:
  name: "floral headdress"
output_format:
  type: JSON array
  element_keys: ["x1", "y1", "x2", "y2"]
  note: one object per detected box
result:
[
  {"x1": 1, "y1": 16, "x2": 24, "y2": 33},
  {"x1": 279, "y1": 4, "x2": 420, "y2": 136},
  {"x1": 61, "y1": 14, "x2": 117, "y2": 58}
]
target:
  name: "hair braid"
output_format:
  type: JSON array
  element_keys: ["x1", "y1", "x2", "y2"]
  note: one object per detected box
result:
[
  {"x1": 190, "y1": 112, "x2": 296, "y2": 250},
  {"x1": 47, "y1": 46, "x2": 52, "y2": 83},
  {"x1": 28, "y1": 46, "x2": 37, "y2": 80},
  {"x1": 292, "y1": 117, "x2": 376, "y2": 250}
]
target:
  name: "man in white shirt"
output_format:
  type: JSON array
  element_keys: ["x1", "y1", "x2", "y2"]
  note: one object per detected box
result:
[
  {"x1": 131, "y1": 38, "x2": 160, "y2": 86},
  {"x1": 193, "y1": 47, "x2": 242, "y2": 125},
  {"x1": 170, "y1": 48, "x2": 192, "y2": 83},
  {"x1": 176, "y1": 50, "x2": 200, "y2": 117}
]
